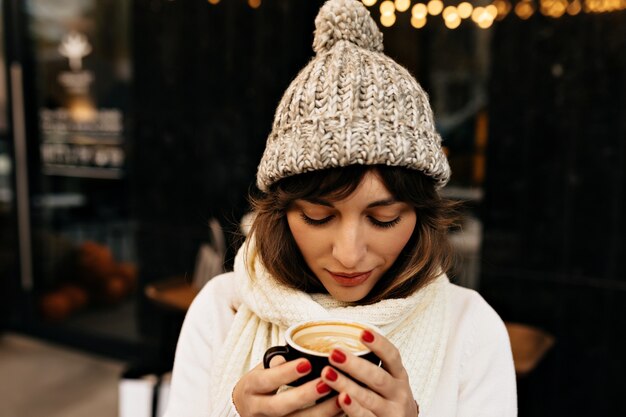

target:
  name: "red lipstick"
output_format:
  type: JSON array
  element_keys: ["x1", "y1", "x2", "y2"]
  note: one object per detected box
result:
[{"x1": 328, "y1": 270, "x2": 372, "y2": 287}]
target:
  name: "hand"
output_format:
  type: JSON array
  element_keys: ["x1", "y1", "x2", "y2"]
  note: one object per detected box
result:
[
  {"x1": 320, "y1": 328, "x2": 420, "y2": 417},
  {"x1": 232, "y1": 357, "x2": 343, "y2": 417}
]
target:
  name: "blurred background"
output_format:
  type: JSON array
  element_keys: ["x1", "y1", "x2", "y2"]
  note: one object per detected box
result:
[{"x1": 0, "y1": 0, "x2": 624, "y2": 416}]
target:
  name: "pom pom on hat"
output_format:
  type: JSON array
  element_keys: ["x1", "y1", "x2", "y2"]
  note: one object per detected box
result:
[{"x1": 313, "y1": 0, "x2": 384, "y2": 54}]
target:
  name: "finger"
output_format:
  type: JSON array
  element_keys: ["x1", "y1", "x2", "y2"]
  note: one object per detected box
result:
[
  {"x1": 337, "y1": 392, "x2": 376, "y2": 417},
  {"x1": 328, "y1": 348, "x2": 396, "y2": 398},
  {"x1": 289, "y1": 394, "x2": 342, "y2": 417},
  {"x1": 269, "y1": 355, "x2": 287, "y2": 368},
  {"x1": 256, "y1": 377, "x2": 337, "y2": 417},
  {"x1": 269, "y1": 377, "x2": 336, "y2": 415},
  {"x1": 321, "y1": 366, "x2": 386, "y2": 416},
  {"x1": 250, "y1": 358, "x2": 313, "y2": 393},
  {"x1": 359, "y1": 328, "x2": 406, "y2": 379}
]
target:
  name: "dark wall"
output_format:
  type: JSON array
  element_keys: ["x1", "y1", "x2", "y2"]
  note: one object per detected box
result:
[
  {"x1": 130, "y1": 0, "x2": 326, "y2": 281},
  {"x1": 482, "y1": 12, "x2": 626, "y2": 417}
]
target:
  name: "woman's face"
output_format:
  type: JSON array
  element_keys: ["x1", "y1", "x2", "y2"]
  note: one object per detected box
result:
[{"x1": 286, "y1": 171, "x2": 417, "y2": 302}]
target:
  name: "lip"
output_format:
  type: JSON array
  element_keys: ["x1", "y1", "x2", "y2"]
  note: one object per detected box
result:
[{"x1": 327, "y1": 270, "x2": 373, "y2": 287}]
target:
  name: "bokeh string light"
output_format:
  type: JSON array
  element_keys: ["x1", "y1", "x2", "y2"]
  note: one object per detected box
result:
[
  {"x1": 204, "y1": 0, "x2": 626, "y2": 29},
  {"x1": 358, "y1": 0, "x2": 626, "y2": 28}
]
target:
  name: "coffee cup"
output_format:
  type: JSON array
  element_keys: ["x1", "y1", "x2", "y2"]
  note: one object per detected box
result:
[{"x1": 263, "y1": 319, "x2": 381, "y2": 387}]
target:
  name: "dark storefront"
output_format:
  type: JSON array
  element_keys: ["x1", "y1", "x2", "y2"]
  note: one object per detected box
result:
[
  {"x1": 2, "y1": 0, "x2": 147, "y2": 358},
  {"x1": 1, "y1": 0, "x2": 625, "y2": 415},
  {"x1": 482, "y1": 12, "x2": 626, "y2": 416}
]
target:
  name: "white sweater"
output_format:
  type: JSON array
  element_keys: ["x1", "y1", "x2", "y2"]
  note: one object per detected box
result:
[{"x1": 165, "y1": 273, "x2": 517, "y2": 417}]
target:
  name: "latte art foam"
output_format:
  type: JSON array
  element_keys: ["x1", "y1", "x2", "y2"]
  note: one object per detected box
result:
[
  {"x1": 294, "y1": 331, "x2": 367, "y2": 353},
  {"x1": 289, "y1": 321, "x2": 371, "y2": 355}
]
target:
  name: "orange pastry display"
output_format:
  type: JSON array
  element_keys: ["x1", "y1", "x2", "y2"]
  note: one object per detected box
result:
[{"x1": 39, "y1": 241, "x2": 138, "y2": 321}]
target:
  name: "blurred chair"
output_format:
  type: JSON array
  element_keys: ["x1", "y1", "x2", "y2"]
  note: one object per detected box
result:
[{"x1": 505, "y1": 322, "x2": 555, "y2": 377}]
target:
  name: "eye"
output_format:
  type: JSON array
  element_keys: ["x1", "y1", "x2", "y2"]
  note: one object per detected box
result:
[
  {"x1": 368, "y1": 216, "x2": 401, "y2": 229},
  {"x1": 300, "y1": 212, "x2": 333, "y2": 226}
]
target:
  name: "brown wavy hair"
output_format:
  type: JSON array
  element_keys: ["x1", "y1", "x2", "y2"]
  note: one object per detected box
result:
[{"x1": 248, "y1": 165, "x2": 459, "y2": 304}]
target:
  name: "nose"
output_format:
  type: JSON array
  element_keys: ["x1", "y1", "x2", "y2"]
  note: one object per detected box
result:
[{"x1": 331, "y1": 219, "x2": 367, "y2": 269}]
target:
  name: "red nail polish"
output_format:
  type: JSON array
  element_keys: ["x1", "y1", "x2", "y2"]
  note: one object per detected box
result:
[
  {"x1": 344, "y1": 394, "x2": 352, "y2": 405},
  {"x1": 326, "y1": 368, "x2": 338, "y2": 381},
  {"x1": 297, "y1": 361, "x2": 311, "y2": 374},
  {"x1": 331, "y1": 349, "x2": 346, "y2": 363},
  {"x1": 316, "y1": 381, "x2": 331, "y2": 394},
  {"x1": 335, "y1": 397, "x2": 340, "y2": 408},
  {"x1": 361, "y1": 330, "x2": 375, "y2": 343}
]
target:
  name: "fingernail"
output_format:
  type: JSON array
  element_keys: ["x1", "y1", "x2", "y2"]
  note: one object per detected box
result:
[
  {"x1": 361, "y1": 330, "x2": 375, "y2": 343},
  {"x1": 331, "y1": 349, "x2": 346, "y2": 364},
  {"x1": 326, "y1": 368, "x2": 338, "y2": 381},
  {"x1": 335, "y1": 397, "x2": 340, "y2": 408},
  {"x1": 316, "y1": 381, "x2": 331, "y2": 394},
  {"x1": 297, "y1": 361, "x2": 311, "y2": 374},
  {"x1": 344, "y1": 394, "x2": 352, "y2": 405}
]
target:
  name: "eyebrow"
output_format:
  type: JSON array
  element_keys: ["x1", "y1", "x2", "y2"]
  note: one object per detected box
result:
[{"x1": 303, "y1": 197, "x2": 398, "y2": 209}]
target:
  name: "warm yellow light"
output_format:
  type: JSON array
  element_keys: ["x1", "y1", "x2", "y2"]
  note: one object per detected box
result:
[
  {"x1": 471, "y1": 6, "x2": 485, "y2": 21},
  {"x1": 477, "y1": 18, "x2": 494, "y2": 28},
  {"x1": 486, "y1": 4, "x2": 499, "y2": 16},
  {"x1": 381, "y1": 12, "x2": 397, "y2": 26},
  {"x1": 442, "y1": 7, "x2": 462, "y2": 28},
  {"x1": 550, "y1": 0, "x2": 567, "y2": 16},
  {"x1": 362, "y1": 0, "x2": 378, "y2": 6},
  {"x1": 445, "y1": 16, "x2": 462, "y2": 28},
  {"x1": 248, "y1": 0, "x2": 261, "y2": 8},
  {"x1": 594, "y1": 0, "x2": 603, "y2": 12},
  {"x1": 380, "y1": 0, "x2": 396, "y2": 15},
  {"x1": 470, "y1": 5, "x2": 497, "y2": 27},
  {"x1": 458, "y1": 2, "x2": 474, "y2": 18},
  {"x1": 515, "y1": 0, "x2": 535, "y2": 18},
  {"x1": 540, "y1": 0, "x2": 552, "y2": 15},
  {"x1": 411, "y1": 16, "x2": 428, "y2": 27},
  {"x1": 395, "y1": 0, "x2": 411, "y2": 12},
  {"x1": 583, "y1": 0, "x2": 626, "y2": 13},
  {"x1": 69, "y1": 98, "x2": 96, "y2": 122},
  {"x1": 493, "y1": 0, "x2": 512, "y2": 18},
  {"x1": 567, "y1": 0, "x2": 582, "y2": 14},
  {"x1": 412, "y1": 3, "x2": 428, "y2": 18},
  {"x1": 443, "y1": 6, "x2": 459, "y2": 19},
  {"x1": 208, "y1": 0, "x2": 220, "y2": 4},
  {"x1": 427, "y1": 0, "x2": 444, "y2": 15}
]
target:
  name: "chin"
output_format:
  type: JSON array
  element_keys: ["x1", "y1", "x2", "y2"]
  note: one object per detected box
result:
[{"x1": 330, "y1": 288, "x2": 369, "y2": 303}]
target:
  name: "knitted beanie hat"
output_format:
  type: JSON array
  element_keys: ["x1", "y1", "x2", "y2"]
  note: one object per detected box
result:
[{"x1": 256, "y1": 0, "x2": 451, "y2": 192}]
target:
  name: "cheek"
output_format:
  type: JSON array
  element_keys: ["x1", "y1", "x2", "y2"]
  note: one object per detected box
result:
[
  {"x1": 377, "y1": 218, "x2": 416, "y2": 259},
  {"x1": 286, "y1": 213, "x2": 321, "y2": 259}
]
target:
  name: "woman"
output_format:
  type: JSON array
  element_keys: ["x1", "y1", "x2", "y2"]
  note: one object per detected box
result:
[{"x1": 164, "y1": 1, "x2": 516, "y2": 416}]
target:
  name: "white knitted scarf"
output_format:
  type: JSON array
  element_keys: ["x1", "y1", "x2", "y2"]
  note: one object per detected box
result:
[{"x1": 209, "y1": 240, "x2": 450, "y2": 416}]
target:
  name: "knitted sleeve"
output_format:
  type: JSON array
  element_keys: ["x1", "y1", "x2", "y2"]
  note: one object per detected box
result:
[
  {"x1": 163, "y1": 272, "x2": 238, "y2": 417},
  {"x1": 457, "y1": 296, "x2": 518, "y2": 417}
]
